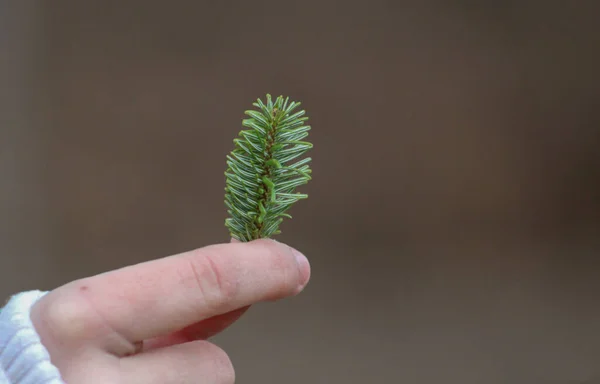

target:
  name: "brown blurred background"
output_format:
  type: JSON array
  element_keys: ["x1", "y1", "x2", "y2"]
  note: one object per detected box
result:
[{"x1": 2, "y1": 1, "x2": 599, "y2": 383}]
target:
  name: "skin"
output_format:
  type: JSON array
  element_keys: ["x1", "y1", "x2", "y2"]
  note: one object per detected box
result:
[{"x1": 29, "y1": 239, "x2": 311, "y2": 383}]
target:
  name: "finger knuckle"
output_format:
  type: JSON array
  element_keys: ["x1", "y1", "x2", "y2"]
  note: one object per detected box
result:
[
  {"x1": 186, "y1": 249, "x2": 239, "y2": 311},
  {"x1": 35, "y1": 283, "x2": 100, "y2": 343}
]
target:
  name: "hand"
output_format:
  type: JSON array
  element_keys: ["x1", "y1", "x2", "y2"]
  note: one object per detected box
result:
[{"x1": 30, "y1": 239, "x2": 311, "y2": 383}]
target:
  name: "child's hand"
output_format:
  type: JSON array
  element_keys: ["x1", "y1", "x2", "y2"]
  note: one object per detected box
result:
[{"x1": 29, "y1": 239, "x2": 311, "y2": 383}]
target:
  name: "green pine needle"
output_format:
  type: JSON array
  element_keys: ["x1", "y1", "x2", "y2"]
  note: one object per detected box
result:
[{"x1": 224, "y1": 94, "x2": 313, "y2": 242}]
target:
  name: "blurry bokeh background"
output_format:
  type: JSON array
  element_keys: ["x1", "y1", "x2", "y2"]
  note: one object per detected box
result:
[{"x1": 2, "y1": 1, "x2": 599, "y2": 383}]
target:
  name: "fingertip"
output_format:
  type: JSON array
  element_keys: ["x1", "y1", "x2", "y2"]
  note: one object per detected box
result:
[
  {"x1": 293, "y1": 248, "x2": 311, "y2": 292},
  {"x1": 227, "y1": 237, "x2": 310, "y2": 295},
  {"x1": 247, "y1": 238, "x2": 311, "y2": 293}
]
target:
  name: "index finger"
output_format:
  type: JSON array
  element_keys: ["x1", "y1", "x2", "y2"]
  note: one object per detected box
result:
[{"x1": 41, "y1": 239, "x2": 310, "y2": 345}]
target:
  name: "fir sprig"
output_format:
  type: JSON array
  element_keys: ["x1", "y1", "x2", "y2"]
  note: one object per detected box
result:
[{"x1": 224, "y1": 94, "x2": 312, "y2": 242}]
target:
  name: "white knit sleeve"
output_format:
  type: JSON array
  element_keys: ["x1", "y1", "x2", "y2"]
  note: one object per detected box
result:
[{"x1": 0, "y1": 291, "x2": 64, "y2": 384}]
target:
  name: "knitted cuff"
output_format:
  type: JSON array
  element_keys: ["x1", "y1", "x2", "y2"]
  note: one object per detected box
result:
[{"x1": 0, "y1": 291, "x2": 64, "y2": 384}]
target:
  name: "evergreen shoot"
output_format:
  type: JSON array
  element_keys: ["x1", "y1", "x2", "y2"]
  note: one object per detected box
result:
[{"x1": 224, "y1": 94, "x2": 312, "y2": 242}]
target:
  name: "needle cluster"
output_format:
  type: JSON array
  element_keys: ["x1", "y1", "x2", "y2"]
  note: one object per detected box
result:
[{"x1": 224, "y1": 94, "x2": 312, "y2": 241}]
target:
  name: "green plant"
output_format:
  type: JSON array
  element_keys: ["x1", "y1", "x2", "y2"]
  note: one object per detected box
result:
[{"x1": 224, "y1": 94, "x2": 312, "y2": 242}]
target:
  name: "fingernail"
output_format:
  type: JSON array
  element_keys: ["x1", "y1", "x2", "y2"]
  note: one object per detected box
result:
[{"x1": 291, "y1": 248, "x2": 310, "y2": 292}]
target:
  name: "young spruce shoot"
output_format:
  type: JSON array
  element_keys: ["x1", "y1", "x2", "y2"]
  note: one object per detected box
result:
[{"x1": 224, "y1": 94, "x2": 312, "y2": 242}]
